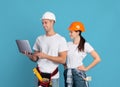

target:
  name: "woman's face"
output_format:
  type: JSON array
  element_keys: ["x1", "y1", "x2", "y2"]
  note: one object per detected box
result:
[{"x1": 69, "y1": 31, "x2": 79, "y2": 39}]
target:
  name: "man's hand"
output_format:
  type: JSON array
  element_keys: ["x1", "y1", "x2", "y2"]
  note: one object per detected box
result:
[
  {"x1": 22, "y1": 51, "x2": 38, "y2": 62},
  {"x1": 33, "y1": 52, "x2": 47, "y2": 59}
]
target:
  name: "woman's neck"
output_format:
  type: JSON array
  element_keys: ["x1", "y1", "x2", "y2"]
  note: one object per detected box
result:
[{"x1": 73, "y1": 36, "x2": 81, "y2": 44}]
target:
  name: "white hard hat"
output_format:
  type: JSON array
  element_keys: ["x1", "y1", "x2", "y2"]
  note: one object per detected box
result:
[{"x1": 41, "y1": 11, "x2": 56, "y2": 22}]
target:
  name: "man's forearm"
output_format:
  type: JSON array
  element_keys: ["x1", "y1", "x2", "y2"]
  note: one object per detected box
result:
[{"x1": 45, "y1": 55, "x2": 66, "y2": 64}]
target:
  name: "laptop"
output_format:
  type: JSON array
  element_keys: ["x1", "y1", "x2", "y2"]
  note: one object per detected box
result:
[{"x1": 16, "y1": 40, "x2": 33, "y2": 54}]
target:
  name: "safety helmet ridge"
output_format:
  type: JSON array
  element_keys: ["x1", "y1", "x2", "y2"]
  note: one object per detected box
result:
[
  {"x1": 68, "y1": 21, "x2": 85, "y2": 32},
  {"x1": 41, "y1": 11, "x2": 56, "y2": 22}
]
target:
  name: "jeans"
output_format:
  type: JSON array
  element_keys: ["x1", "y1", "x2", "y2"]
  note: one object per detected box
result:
[
  {"x1": 64, "y1": 69, "x2": 88, "y2": 87},
  {"x1": 52, "y1": 78, "x2": 59, "y2": 87}
]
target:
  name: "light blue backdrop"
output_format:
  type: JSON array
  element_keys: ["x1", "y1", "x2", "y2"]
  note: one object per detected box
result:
[{"x1": 0, "y1": 0, "x2": 120, "y2": 87}]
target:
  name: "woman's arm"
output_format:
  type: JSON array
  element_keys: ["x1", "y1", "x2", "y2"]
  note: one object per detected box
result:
[{"x1": 78, "y1": 50, "x2": 101, "y2": 71}]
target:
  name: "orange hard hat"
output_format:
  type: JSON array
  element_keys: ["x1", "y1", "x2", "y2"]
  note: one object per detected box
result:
[{"x1": 68, "y1": 21, "x2": 85, "y2": 32}]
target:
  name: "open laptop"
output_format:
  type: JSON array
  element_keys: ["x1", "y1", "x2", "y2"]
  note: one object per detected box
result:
[{"x1": 16, "y1": 40, "x2": 33, "y2": 54}]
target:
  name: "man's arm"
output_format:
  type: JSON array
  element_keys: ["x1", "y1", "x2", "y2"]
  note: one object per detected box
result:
[
  {"x1": 34, "y1": 51, "x2": 67, "y2": 64},
  {"x1": 46, "y1": 51, "x2": 67, "y2": 64}
]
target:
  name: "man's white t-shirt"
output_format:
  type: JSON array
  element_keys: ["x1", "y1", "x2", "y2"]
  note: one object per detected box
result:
[
  {"x1": 33, "y1": 33, "x2": 68, "y2": 79},
  {"x1": 67, "y1": 42, "x2": 94, "y2": 69}
]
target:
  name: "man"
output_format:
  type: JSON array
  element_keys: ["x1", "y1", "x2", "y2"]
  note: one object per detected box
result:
[{"x1": 25, "y1": 11, "x2": 68, "y2": 87}]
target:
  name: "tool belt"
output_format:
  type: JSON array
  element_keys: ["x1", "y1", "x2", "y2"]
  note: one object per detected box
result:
[{"x1": 36, "y1": 67, "x2": 58, "y2": 87}]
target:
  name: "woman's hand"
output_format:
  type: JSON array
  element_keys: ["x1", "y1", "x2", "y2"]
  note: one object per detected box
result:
[{"x1": 77, "y1": 65, "x2": 88, "y2": 72}]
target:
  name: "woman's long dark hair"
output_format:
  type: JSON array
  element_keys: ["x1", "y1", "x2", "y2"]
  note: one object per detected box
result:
[{"x1": 76, "y1": 30, "x2": 86, "y2": 52}]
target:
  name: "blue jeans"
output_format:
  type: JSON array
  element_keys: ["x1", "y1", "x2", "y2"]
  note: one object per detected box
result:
[
  {"x1": 52, "y1": 78, "x2": 59, "y2": 87},
  {"x1": 64, "y1": 69, "x2": 88, "y2": 87}
]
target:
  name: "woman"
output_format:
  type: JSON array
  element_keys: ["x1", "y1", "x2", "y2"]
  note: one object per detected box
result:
[{"x1": 64, "y1": 21, "x2": 101, "y2": 87}]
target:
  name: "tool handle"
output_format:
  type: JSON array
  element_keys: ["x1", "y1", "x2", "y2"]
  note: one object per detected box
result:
[{"x1": 33, "y1": 68, "x2": 43, "y2": 81}]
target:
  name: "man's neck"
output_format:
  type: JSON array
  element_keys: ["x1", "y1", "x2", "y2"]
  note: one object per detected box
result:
[{"x1": 46, "y1": 30, "x2": 56, "y2": 36}]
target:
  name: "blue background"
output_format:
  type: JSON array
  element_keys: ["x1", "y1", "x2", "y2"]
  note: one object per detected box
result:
[{"x1": 0, "y1": 0, "x2": 120, "y2": 87}]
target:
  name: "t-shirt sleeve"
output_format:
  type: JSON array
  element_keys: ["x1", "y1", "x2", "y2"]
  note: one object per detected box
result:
[
  {"x1": 58, "y1": 37, "x2": 68, "y2": 52},
  {"x1": 85, "y1": 42, "x2": 94, "y2": 53},
  {"x1": 33, "y1": 38, "x2": 40, "y2": 51}
]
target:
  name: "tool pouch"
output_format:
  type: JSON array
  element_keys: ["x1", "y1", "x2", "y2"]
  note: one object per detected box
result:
[{"x1": 36, "y1": 67, "x2": 58, "y2": 87}]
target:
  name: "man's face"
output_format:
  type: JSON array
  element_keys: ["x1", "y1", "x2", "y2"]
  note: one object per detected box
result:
[{"x1": 42, "y1": 19, "x2": 54, "y2": 32}]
